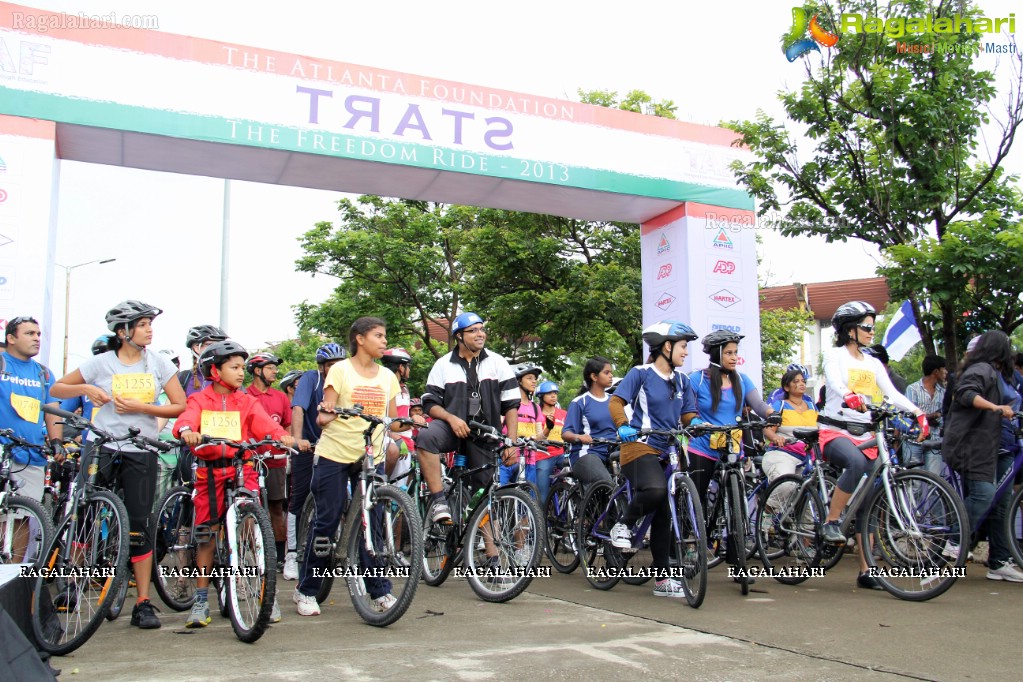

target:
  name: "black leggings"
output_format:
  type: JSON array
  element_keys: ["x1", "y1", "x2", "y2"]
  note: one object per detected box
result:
[
  {"x1": 87, "y1": 444, "x2": 158, "y2": 562},
  {"x1": 620, "y1": 455, "x2": 671, "y2": 572},
  {"x1": 686, "y1": 454, "x2": 719, "y2": 519},
  {"x1": 822, "y1": 436, "x2": 873, "y2": 494}
]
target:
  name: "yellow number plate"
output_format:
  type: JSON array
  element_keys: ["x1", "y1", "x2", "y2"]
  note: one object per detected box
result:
[
  {"x1": 111, "y1": 373, "x2": 156, "y2": 403},
  {"x1": 201, "y1": 410, "x2": 241, "y2": 441}
]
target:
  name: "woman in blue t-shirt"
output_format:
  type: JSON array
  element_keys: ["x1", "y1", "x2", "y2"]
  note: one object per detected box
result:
[
  {"x1": 687, "y1": 330, "x2": 774, "y2": 511},
  {"x1": 609, "y1": 321, "x2": 701, "y2": 598},
  {"x1": 562, "y1": 356, "x2": 616, "y2": 489}
]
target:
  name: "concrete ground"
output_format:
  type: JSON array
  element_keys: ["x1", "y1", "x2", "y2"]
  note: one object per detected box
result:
[{"x1": 52, "y1": 553, "x2": 1018, "y2": 681}]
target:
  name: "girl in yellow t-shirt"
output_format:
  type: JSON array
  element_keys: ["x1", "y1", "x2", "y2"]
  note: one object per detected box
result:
[{"x1": 293, "y1": 316, "x2": 402, "y2": 617}]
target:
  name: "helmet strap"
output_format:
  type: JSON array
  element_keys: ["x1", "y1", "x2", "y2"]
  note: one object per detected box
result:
[{"x1": 210, "y1": 364, "x2": 234, "y2": 390}]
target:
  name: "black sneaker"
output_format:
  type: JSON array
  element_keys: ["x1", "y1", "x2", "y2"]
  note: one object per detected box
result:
[
  {"x1": 53, "y1": 584, "x2": 79, "y2": 612},
  {"x1": 130, "y1": 599, "x2": 162, "y2": 629},
  {"x1": 857, "y1": 572, "x2": 883, "y2": 590},
  {"x1": 821, "y1": 521, "x2": 845, "y2": 545}
]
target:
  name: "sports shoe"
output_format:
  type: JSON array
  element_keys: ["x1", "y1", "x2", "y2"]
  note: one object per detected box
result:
[
  {"x1": 513, "y1": 548, "x2": 532, "y2": 566},
  {"x1": 760, "y1": 512, "x2": 775, "y2": 535},
  {"x1": 431, "y1": 500, "x2": 452, "y2": 524},
  {"x1": 271, "y1": 597, "x2": 281, "y2": 623},
  {"x1": 293, "y1": 589, "x2": 320, "y2": 616},
  {"x1": 857, "y1": 572, "x2": 884, "y2": 590},
  {"x1": 185, "y1": 599, "x2": 211, "y2": 628},
  {"x1": 941, "y1": 540, "x2": 961, "y2": 561},
  {"x1": 283, "y1": 552, "x2": 299, "y2": 581},
  {"x1": 609, "y1": 522, "x2": 633, "y2": 550},
  {"x1": 652, "y1": 578, "x2": 686, "y2": 598},
  {"x1": 482, "y1": 556, "x2": 514, "y2": 583},
  {"x1": 987, "y1": 560, "x2": 1023, "y2": 582},
  {"x1": 234, "y1": 577, "x2": 249, "y2": 601},
  {"x1": 821, "y1": 521, "x2": 845, "y2": 545},
  {"x1": 370, "y1": 593, "x2": 397, "y2": 612},
  {"x1": 130, "y1": 599, "x2": 162, "y2": 629}
]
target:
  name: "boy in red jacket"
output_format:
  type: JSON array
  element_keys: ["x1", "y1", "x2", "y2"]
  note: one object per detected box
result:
[{"x1": 173, "y1": 340, "x2": 294, "y2": 627}]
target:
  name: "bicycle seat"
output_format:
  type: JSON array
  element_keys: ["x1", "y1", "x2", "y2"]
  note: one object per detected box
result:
[
  {"x1": 608, "y1": 451, "x2": 620, "y2": 464},
  {"x1": 792, "y1": 428, "x2": 819, "y2": 443}
]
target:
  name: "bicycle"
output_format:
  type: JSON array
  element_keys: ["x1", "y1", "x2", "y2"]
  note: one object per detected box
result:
[
  {"x1": 30, "y1": 406, "x2": 140, "y2": 655},
  {"x1": 814, "y1": 401, "x2": 969, "y2": 600},
  {"x1": 543, "y1": 438, "x2": 615, "y2": 574},
  {"x1": 0, "y1": 430, "x2": 56, "y2": 566},
  {"x1": 420, "y1": 421, "x2": 545, "y2": 603},
  {"x1": 305, "y1": 406, "x2": 423, "y2": 626},
  {"x1": 576, "y1": 426, "x2": 707, "y2": 608},
  {"x1": 150, "y1": 435, "x2": 282, "y2": 641}
]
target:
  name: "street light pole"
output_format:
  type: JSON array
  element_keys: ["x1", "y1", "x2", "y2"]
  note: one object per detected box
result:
[{"x1": 58, "y1": 258, "x2": 116, "y2": 374}]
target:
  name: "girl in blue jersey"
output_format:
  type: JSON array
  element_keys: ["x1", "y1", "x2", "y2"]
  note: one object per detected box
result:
[
  {"x1": 687, "y1": 330, "x2": 774, "y2": 510},
  {"x1": 608, "y1": 321, "x2": 701, "y2": 598},
  {"x1": 562, "y1": 356, "x2": 616, "y2": 488}
]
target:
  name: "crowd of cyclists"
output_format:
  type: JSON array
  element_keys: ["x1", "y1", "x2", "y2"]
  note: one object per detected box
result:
[{"x1": 1, "y1": 295, "x2": 1020, "y2": 641}]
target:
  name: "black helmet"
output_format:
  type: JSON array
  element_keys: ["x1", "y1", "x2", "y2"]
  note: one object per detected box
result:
[
  {"x1": 510, "y1": 363, "x2": 542, "y2": 380},
  {"x1": 279, "y1": 369, "x2": 304, "y2": 393},
  {"x1": 380, "y1": 347, "x2": 412, "y2": 367},
  {"x1": 700, "y1": 329, "x2": 744, "y2": 355},
  {"x1": 831, "y1": 301, "x2": 876, "y2": 333},
  {"x1": 185, "y1": 324, "x2": 228, "y2": 349},
  {"x1": 246, "y1": 352, "x2": 282, "y2": 375},
  {"x1": 642, "y1": 321, "x2": 698, "y2": 349},
  {"x1": 199, "y1": 340, "x2": 249, "y2": 379},
  {"x1": 91, "y1": 335, "x2": 112, "y2": 356},
  {"x1": 105, "y1": 300, "x2": 162, "y2": 333}
]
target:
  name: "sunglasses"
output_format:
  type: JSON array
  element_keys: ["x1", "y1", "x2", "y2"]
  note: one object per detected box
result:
[
  {"x1": 463, "y1": 327, "x2": 487, "y2": 335},
  {"x1": 857, "y1": 324, "x2": 875, "y2": 333}
]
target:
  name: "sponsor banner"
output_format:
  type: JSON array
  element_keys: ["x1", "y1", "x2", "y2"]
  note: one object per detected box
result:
[
  {"x1": 707, "y1": 287, "x2": 743, "y2": 311},
  {"x1": 706, "y1": 256, "x2": 738, "y2": 280}
]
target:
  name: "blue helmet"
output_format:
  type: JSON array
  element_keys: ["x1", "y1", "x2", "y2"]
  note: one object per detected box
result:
[
  {"x1": 642, "y1": 321, "x2": 698, "y2": 348},
  {"x1": 451, "y1": 312, "x2": 485, "y2": 335},
  {"x1": 315, "y1": 342, "x2": 346, "y2": 364},
  {"x1": 787, "y1": 363, "x2": 811, "y2": 379},
  {"x1": 536, "y1": 381, "x2": 559, "y2": 396}
]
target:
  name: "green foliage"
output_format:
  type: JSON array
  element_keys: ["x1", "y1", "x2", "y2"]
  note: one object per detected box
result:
[
  {"x1": 725, "y1": 0, "x2": 1023, "y2": 359},
  {"x1": 578, "y1": 88, "x2": 677, "y2": 119},
  {"x1": 760, "y1": 306, "x2": 814, "y2": 390}
]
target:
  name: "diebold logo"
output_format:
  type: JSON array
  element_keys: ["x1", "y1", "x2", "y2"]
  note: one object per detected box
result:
[
  {"x1": 656, "y1": 292, "x2": 676, "y2": 311},
  {"x1": 709, "y1": 289, "x2": 742, "y2": 309},
  {"x1": 657, "y1": 233, "x2": 670, "y2": 255},
  {"x1": 712, "y1": 323, "x2": 742, "y2": 333},
  {"x1": 784, "y1": 7, "x2": 839, "y2": 61},
  {"x1": 712, "y1": 230, "x2": 734, "y2": 250},
  {"x1": 657, "y1": 263, "x2": 673, "y2": 280},
  {"x1": 712, "y1": 260, "x2": 736, "y2": 275}
]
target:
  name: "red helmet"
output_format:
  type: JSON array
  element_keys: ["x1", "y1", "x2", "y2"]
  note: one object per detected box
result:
[
  {"x1": 246, "y1": 352, "x2": 282, "y2": 375},
  {"x1": 381, "y1": 348, "x2": 412, "y2": 367},
  {"x1": 410, "y1": 397, "x2": 423, "y2": 408}
]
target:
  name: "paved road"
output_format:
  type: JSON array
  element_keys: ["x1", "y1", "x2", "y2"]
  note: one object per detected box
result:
[{"x1": 55, "y1": 554, "x2": 1018, "y2": 681}]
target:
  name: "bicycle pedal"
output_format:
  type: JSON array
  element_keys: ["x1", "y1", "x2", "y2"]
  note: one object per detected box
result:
[
  {"x1": 194, "y1": 525, "x2": 214, "y2": 544},
  {"x1": 312, "y1": 535, "x2": 333, "y2": 558}
]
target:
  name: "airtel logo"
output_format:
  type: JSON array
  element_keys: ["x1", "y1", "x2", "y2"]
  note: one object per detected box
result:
[
  {"x1": 712, "y1": 260, "x2": 736, "y2": 275},
  {"x1": 657, "y1": 264, "x2": 672, "y2": 280}
]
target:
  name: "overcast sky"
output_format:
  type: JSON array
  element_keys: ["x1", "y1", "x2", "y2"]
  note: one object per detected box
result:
[{"x1": 26, "y1": 0, "x2": 1023, "y2": 370}]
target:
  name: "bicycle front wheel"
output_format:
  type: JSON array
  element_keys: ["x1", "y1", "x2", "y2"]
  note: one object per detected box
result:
[
  {"x1": 1005, "y1": 484, "x2": 1023, "y2": 568},
  {"x1": 344, "y1": 485, "x2": 422, "y2": 626},
  {"x1": 755, "y1": 475, "x2": 824, "y2": 585},
  {"x1": 464, "y1": 487, "x2": 543, "y2": 603},
  {"x1": 152, "y1": 485, "x2": 196, "y2": 612},
  {"x1": 864, "y1": 469, "x2": 968, "y2": 601},
  {"x1": 226, "y1": 500, "x2": 276, "y2": 643},
  {"x1": 576, "y1": 481, "x2": 622, "y2": 590},
  {"x1": 31, "y1": 490, "x2": 130, "y2": 656},
  {"x1": 673, "y1": 475, "x2": 707, "y2": 608},
  {"x1": 727, "y1": 474, "x2": 750, "y2": 595},
  {"x1": 544, "y1": 479, "x2": 581, "y2": 574},
  {"x1": 421, "y1": 481, "x2": 468, "y2": 588},
  {"x1": 0, "y1": 494, "x2": 55, "y2": 567}
]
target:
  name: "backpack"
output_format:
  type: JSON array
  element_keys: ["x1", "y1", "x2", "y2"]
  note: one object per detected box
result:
[{"x1": 0, "y1": 353, "x2": 52, "y2": 385}]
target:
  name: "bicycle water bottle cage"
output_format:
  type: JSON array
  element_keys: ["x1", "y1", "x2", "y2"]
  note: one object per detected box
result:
[
  {"x1": 313, "y1": 535, "x2": 333, "y2": 557},
  {"x1": 454, "y1": 454, "x2": 468, "y2": 468},
  {"x1": 194, "y1": 525, "x2": 214, "y2": 544}
]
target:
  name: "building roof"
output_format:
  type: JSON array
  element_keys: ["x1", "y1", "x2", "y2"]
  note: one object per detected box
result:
[{"x1": 760, "y1": 277, "x2": 889, "y2": 321}]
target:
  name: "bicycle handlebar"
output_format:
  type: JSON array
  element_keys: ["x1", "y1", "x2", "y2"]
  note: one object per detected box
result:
[
  {"x1": 193, "y1": 436, "x2": 296, "y2": 456},
  {"x1": 41, "y1": 404, "x2": 173, "y2": 453},
  {"x1": 331, "y1": 405, "x2": 417, "y2": 430}
]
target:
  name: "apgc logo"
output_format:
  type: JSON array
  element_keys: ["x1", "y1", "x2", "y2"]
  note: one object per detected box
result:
[{"x1": 656, "y1": 233, "x2": 671, "y2": 255}]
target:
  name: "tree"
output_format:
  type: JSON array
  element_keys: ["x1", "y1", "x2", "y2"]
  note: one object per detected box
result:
[
  {"x1": 759, "y1": 305, "x2": 814, "y2": 390},
  {"x1": 578, "y1": 89, "x2": 678, "y2": 118},
  {"x1": 725, "y1": 0, "x2": 1023, "y2": 360}
]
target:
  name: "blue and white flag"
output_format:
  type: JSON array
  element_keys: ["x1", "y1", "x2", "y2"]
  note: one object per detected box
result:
[{"x1": 882, "y1": 300, "x2": 922, "y2": 361}]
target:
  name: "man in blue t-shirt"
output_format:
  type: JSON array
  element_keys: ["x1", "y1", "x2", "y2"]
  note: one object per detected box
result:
[
  {"x1": 282, "y1": 342, "x2": 346, "y2": 580},
  {"x1": 0, "y1": 316, "x2": 63, "y2": 504}
]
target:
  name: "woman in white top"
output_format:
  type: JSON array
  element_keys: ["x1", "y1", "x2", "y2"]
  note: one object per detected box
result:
[{"x1": 817, "y1": 301, "x2": 927, "y2": 589}]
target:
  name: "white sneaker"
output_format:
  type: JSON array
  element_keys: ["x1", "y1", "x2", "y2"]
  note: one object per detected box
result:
[
  {"x1": 609, "y1": 523, "x2": 632, "y2": 550},
  {"x1": 652, "y1": 578, "x2": 686, "y2": 598},
  {"x1": 941, "y1": 540, "x2": 961, "y2": 561},
  {"x1": 371, "y1": 593, "x2": 397, "y2": 612},
  {"x1": 283, "y1": 552, "x2": 299, "y2": 581},
  {"x1": 513, "y1": 548, "x2": 532, "y2": 566},
  {"x1": 293, "y1": 589, "x2": 321, "y2": 616},
  {"x1": 987, "y1": 561, "x2": 1023, "y2": 583},
  {"x1": 271, "y1": 597, "x2": 281, "y2": 623}
]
